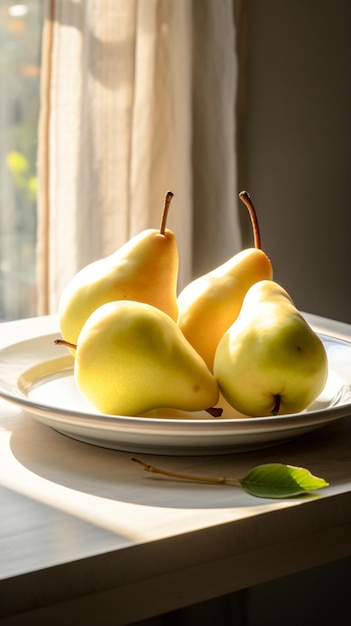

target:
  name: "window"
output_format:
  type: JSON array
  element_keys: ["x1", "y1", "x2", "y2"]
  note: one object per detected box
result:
[{"x1": 0, "y1": 1, "x2": 43, "y2": 321}]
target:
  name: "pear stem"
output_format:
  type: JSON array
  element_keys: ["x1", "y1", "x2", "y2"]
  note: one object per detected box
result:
[
  {"x1": 238, "y1": 190, "x2": 261, "y2": 250},
  {"x1": 132, "y1": 457, "x2": 240, "y2": 486},
  {"x1": 272, "y1": 394, "x2": 281, "y2": 416},
  {"x1": 205, "y1": 406, "x2": 223, "y2": 417},
  {"x1": 54, "y1": 338, "x2": 77, "y2": 350},
  {"x1": 160, "y1": 191, "x2": 174, "y2": 236}
]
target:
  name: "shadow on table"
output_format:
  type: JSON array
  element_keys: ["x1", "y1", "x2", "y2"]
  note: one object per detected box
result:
[{"x1": 7, "y1": 409, "x2": 351, "y2": 509}]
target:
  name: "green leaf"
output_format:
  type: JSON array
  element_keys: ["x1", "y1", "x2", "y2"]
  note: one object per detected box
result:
[
  {"x1": 240, "y1": 463, "x2": 329, "y2": 499},
  {"x1": 26, "y1": 175, "x2": 37, "y2": 201},
  {"x1": 6, "y1": 150, "x2": 29, "y2": 174}
]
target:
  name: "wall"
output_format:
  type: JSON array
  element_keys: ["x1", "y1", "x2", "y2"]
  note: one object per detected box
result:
[{"x1": 237, "y1": 0, "x2": 351, "y2": 323}]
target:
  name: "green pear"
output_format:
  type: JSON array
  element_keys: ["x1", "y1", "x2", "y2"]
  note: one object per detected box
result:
[
  {"x1": 177, "y1": 191, "x2": 273, "y2": 371},
  {"x1": 213, "y1": 280, "x2": 328, "y2": 417},
  {"x1": 56, "y1": 300, "x2": 220, "y2": 416},
  {"x1": 58, "y1": 192, "x2": 179, "y2": 348}
]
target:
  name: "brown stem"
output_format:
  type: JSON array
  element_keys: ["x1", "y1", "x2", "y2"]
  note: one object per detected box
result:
[
  {"x1": 206, "y1": 406, "x2": 223, "y2": 417},
  {"x1": 132, "y1": 457, "x2": 240, "y2": 486},
  {"x1": 54, "y1": 338, "x2": 77, "y2": 350},
  {"x1": 238, "y1": 190, "x2": 261, "y2": 250},
  {"x1": 160, "y1": 191, "x2": 174, "y2": 236},
  {"x1": 271, "y1": 394, "x2": 281, "y2": 416}
]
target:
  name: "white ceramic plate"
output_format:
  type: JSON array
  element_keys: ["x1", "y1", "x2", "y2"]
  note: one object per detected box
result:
[{"x1": 0, "y1": 332, "x2": 350, "y2": 455}]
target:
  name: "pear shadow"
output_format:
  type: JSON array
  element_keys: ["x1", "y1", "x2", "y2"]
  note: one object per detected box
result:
[{"x1": 8, "y1": 410, "x2": 351, "y2": 509}]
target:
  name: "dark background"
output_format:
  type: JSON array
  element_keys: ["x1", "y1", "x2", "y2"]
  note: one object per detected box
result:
[{"x1": 236, "y1": 0, "x2": 351, "y2": 324}]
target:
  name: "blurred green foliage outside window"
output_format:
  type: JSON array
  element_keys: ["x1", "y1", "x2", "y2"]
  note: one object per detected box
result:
[{"x1": 0, "y1": 1, "x2": 43, "y2": 321}]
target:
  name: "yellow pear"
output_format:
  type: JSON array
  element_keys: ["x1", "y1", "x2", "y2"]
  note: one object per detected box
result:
[
  {"x1": 177, "y1": 191, "x2": 273, "y2": 371},
  {"x1": 58, "y1": 192, "x2": 179, "y2": 347},
  {"x1": 213, "y1": 280, "x2": 328, "y2": 417},
  {"x1": 56, "y1": 300, "x2": 220, "y2": 416}
]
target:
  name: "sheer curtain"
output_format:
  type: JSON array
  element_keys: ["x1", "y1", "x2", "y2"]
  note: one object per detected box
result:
[{"x1": 37, "y1": 0, "x2": 241, "y2": 315}]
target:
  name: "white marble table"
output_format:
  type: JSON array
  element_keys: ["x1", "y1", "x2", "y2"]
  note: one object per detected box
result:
[{"x1": 0, "y1": 314, "x2": 350, "y2": 625}]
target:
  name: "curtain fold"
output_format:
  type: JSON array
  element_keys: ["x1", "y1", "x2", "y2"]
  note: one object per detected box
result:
[{"x1": 37, "y1": 0, "x2": 241, "y2": 315}]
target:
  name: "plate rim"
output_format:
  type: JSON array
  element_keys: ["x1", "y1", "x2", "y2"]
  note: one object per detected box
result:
[{"x1": 0, "y1": 331, "x2": 350, "y2": 430}]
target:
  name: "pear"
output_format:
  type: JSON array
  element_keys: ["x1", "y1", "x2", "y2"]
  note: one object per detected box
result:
[
  {"x1": 56, "y1": 300, "x2": 220, "y2": 416},
  {"x1": 58, "y1": 191, "x2": 179, "y2": 348},
  {"x1": 177, "y1": 191, "x2": 273, "y2": 371},
  {"x1": 213, "y1": 280, "x2": 328, "y2": 417}
]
